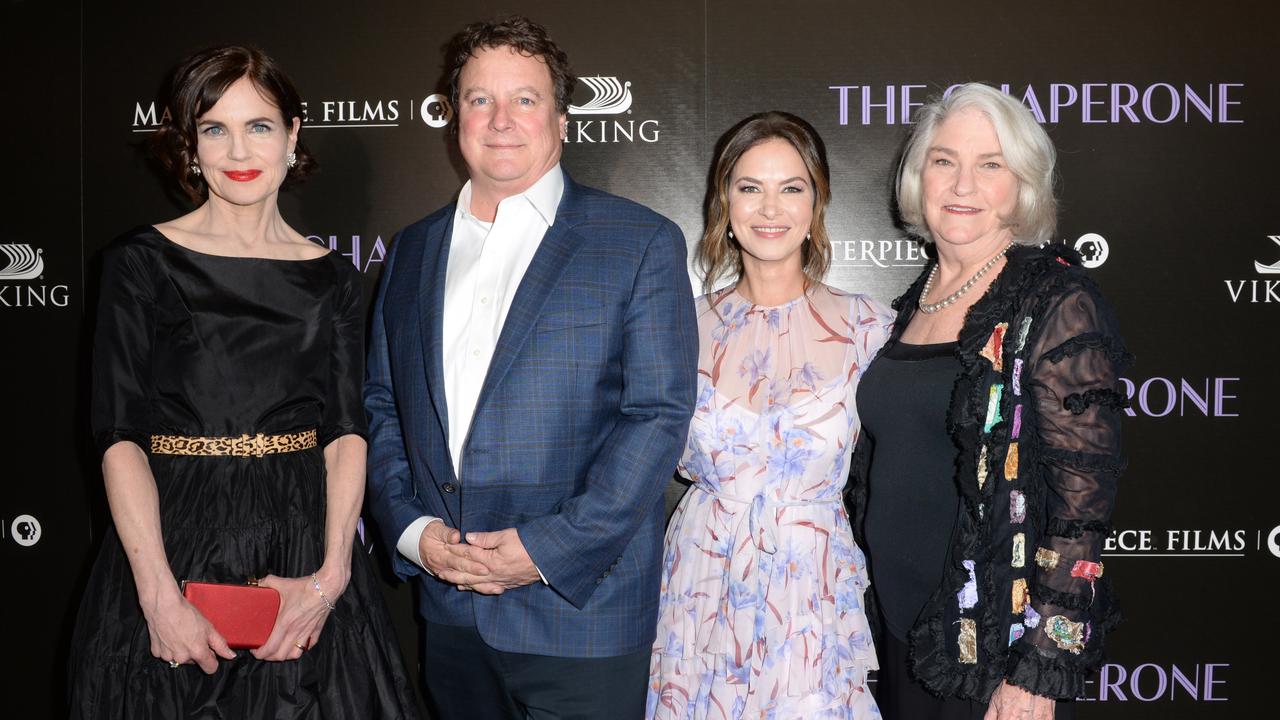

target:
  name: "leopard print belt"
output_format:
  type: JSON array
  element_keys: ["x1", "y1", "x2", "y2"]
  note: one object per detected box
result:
[{"x1": 150, "y1": 429, "x2": 318, "y2": 457}]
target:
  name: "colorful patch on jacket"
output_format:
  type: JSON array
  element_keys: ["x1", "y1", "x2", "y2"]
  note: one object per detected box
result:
[
  {"x1": 1015, "y1": 316, "x2": 1033, "y2": 352},
  {"x1": 1024, "y1": 605, "x2": 1041, "y2": 629},
  {"x1": 977, "y1": 445, "x2": 989, "y2": 489},
  {"x1": 1012, "y1": 533, "x2": 1026, "y2": 568},
  {"x1": 1009, "y1": 623, "x2": 1026, "y2": 646},
  {"x1": 984, "y1": 383, "x2": 1004, "y2": 433},
  {"x1": 1071, "y1": 560, "x2": 1104, "y2": 581},
  {"x1": 1012, "y1": 578, "x2": 1029, "y2": 615},
  {"x1": 1011, "y1": 403, "x2": 1023, "y2": 439},
  {"x1": 1004, "y1": 442, "x2": 1019, "y2": 481},
  {"x1": 981, "y1": 322, "x2": 1008, "y2": 371},
  {"x1": 1072, "y1": 560, "x2": 1104, "y2": 605},
  {"x1": 1035, "y1": 547, "x2": 1060, "y2": 571},
  {"x1": 1012, "y1": 358, "x2": 1024, "y2": 396},
  {"x1": 1045, "y1": 615, "x2": 1086, "y2": 653},
  {"x1": 959, "y1": 618, "x2": 978, "y2": 664},
  {"x1": 1010, "y1": 490, "x2": 1026, "y2": 524},
  {"x1": 957, "y1": 559, "x2": 978, "y2": 610}
]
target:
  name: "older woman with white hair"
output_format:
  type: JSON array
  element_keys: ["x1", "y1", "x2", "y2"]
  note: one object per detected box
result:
[{"x1": 847, "y1": 83, "x2": 1129, "y2": 719}]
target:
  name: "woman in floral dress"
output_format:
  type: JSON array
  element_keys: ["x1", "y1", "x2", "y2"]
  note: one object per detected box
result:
[{"x1": 647, "y1": 111, "x2": 890, "y2": 719}]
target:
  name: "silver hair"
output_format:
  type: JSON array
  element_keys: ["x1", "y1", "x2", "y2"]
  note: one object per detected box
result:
[{"x1": 896, "y1": 82, "x2": 1057, "y2": 245}]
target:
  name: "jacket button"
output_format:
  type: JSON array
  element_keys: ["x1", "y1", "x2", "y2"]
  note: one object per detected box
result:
[{"x1": 442, "y1": 483, "x2": 457, "y2": 494}]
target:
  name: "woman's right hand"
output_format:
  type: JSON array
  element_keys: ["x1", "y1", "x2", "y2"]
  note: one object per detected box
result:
[{"x1": 141, "y1": 591, "x2": 236, "y2": 674}]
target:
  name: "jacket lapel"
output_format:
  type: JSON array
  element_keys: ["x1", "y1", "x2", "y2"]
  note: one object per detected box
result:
[
  {"x1": 418, "y1": 208, "x2": 455, "y2": 469},
  {"x1": 471, "y1": 178, "x2": 588, "y2": 419}
]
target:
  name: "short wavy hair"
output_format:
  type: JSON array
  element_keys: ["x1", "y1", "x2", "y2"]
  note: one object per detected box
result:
[
  {"x1": 150, "y1": 45, "x2": 314, "y2": 202},
  {"x1": 444, "y1": 15, "x2": 576, "y2": 117},
  {"x1": 897, "y1": 82, "x2": 1057, "y2": 245},
  {"x1": 697, "y1": 111, "x2": 833, "y2": 294}
]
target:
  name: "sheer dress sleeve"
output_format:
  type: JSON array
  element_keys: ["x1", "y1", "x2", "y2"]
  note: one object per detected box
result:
[
  {"x1": 1008, "y1": 281, "x2": 1130, "y2": 697},
  {"x1": 318, "y1": 262, "x2": 369, "y2": 447},
  {"x1": 90, "y1": 241, "x2": 157, "y2": 455}
]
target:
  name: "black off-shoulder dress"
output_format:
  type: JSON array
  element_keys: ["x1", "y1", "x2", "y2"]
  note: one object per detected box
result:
[{"x1": 68, "y1": 228, "x2": 418, "y2": 719}]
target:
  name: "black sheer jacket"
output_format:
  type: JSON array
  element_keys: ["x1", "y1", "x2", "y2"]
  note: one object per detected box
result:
[{"x1": 847, "y1": 244, "x2": 1130, "y2": 701}]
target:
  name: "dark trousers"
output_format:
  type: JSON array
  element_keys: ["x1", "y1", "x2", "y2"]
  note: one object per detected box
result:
[
  {"x1": 422, "y1": 622, "x2": 649, "y2": 720},
  {"x1": 875, "y1": 632, "x2": 1076, "y2": 720}
]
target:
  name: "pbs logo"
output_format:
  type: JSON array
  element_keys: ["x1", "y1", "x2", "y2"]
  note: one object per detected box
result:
[
  {"x1": 10, "y1": 514, "x2": 41, "y2": 547},
  {"x1": 1073, "y1": 233, "x2": 1110, "y2": 269},
  {"x1": 420, "y1": 94, "x2": 453, "y2": 128}
]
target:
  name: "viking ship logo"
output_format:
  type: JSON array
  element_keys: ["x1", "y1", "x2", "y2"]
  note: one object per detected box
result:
[
  {"x1": 569, "y1": 77, "x2": 633, "y2": 115},
  {"x1": 0, "y1": 244, "x2": 44, "y2": 280},
  {"x1": 1254, "y1": 235, "x2": 1280, "y2": 274}
]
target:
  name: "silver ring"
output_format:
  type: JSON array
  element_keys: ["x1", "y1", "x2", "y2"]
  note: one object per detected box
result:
[{"x1": 169, "y1": 661, "x2": 181, "y2": 669}]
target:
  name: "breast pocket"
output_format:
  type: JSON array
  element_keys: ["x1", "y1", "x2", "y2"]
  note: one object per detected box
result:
[
  {"x1": 528, "y1": 306, "x2": 614, "y2": 375},
  {"x1": 534, "y1": 306, "x2": 608, "y2": 334}
]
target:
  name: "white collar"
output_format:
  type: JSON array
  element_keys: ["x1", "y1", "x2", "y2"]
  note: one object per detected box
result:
[{"x1": 457, "y1": 164, "x2": 564, "y2": 227}]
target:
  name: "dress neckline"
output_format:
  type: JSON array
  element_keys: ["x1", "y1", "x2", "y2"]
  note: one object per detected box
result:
[
  {"x1": 883, "y1": 339, "x2": 959, "y2": 362},
  {"x1": 895, "y1": 340, "x2": 959, "y2": 348},
  {"x1": 727, "y1": 285, "x2": 809, "y2": 311},
  {"x1": 147, "y1": 225, "x2": 332, "y2": 264}
]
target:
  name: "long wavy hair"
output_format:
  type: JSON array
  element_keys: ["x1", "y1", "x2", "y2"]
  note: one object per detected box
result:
[{"x1": 696, "y1": 111, "x2": 833, "y2": 295}]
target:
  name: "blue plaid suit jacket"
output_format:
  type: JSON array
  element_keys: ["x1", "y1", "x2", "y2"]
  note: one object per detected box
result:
[{"x1": 364, "y1": 174, "x2": 698, "y2": 657}]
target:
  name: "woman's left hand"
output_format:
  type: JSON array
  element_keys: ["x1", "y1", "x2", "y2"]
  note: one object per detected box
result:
[
  {"x1": 985, "y1": 680, "x2": 1056, "y2": 720},
  {"x1": 251, "y1": 566, "x2": 350, "y2": 661}
]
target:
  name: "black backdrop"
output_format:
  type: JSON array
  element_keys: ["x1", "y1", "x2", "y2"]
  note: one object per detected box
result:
[{"x1": 2, "y1": 1, "x2": 1276, "y2": 717}]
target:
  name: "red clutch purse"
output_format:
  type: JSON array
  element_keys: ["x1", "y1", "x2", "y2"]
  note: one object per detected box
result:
[{"x1": 182, "y1": 580, "x2": 280, "y2": 649}]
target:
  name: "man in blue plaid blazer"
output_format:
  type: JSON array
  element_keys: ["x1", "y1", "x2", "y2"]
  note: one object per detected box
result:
[{"x1": 363, "y1": 16, "x2": 697, "y2": 719}]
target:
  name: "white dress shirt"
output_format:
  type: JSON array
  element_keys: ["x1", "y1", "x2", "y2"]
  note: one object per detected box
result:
[{"x1": 396, "y1": 165, "x2": 565, "y2": 573}]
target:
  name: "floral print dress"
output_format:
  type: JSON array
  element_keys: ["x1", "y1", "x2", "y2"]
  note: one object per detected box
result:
[{"x1": 648, "y1": 285, "x2": 892, "y2": 719}]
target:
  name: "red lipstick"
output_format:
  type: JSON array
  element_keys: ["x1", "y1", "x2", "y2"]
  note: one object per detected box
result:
[{"x1": 223, "y1": 170, "x2": 263, "y2": 182}]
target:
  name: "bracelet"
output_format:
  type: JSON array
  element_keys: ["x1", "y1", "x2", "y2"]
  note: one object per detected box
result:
[{"x1": 311, "y1": 572, "x2": 336, "y2": 611}]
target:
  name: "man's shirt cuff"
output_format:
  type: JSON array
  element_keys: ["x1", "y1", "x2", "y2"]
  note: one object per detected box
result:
[{"x1": 397, "y1": 516, "x2": 442, "y2": 573}]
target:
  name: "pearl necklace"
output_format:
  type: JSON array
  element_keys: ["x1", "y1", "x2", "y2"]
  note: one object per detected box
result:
[{"x1": 917, "y1": 242, "x2": 1014, "y2": 314}]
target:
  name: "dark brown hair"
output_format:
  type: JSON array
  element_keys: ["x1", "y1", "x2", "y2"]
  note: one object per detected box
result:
[
  {"x1": 150, "y1": 45, "x2": 315, "y2": 201},
  {"x1": 697, "y1": 111, "x2": 833, "y2": 294},
  {"x1": 444, "y1": 15, "x2": 577, "y2": 116}
]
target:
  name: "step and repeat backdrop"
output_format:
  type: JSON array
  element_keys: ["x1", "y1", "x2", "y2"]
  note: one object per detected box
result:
[{"x1": 2, "y1": 0, "x2": 1276, "y2": 716}]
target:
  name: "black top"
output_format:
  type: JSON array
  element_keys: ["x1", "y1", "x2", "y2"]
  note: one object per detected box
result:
[
  {"x1": 89, "y1": 226, "x2": 367, "y2": 452},
  {"x1": 858, "y1": 340, "x2": 961, "y2": 642}
]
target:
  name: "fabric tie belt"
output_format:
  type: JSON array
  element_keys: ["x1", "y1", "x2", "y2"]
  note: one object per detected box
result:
[
  {"x1": 692, "y1": 484, "x2": 856, "y2": 697},
  {"x1": 695, "y1": 484, "x2": 841, "y2": 554},
  {"x1": 150, "y1": 429, "x2": 318, "y2": 457}
]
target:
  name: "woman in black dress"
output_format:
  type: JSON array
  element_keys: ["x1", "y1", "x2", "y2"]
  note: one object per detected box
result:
[
  {"x1": 69, "y1": 46, "x2": 418, "y2": 718},
  {"x1": 849, "y1": 83, "x2": 1127, "y2": 719}
]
